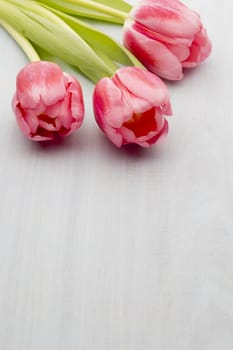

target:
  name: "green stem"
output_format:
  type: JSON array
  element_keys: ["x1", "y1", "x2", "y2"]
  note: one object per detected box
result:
[
  {"x1": 92, "y1": 0, "x2": 131, "y2": 13},
  {"x1": 41, "y1": 0, "x2": 128, "y2": 21},
  {"x1": 36, "y1": 0, "x2": 125, "y2": 24},
  {"x1": 0, "y1": 20, "x2": 40, "y2": 61},
  {"x1": 46, "y1": 6, "x2": 144, "y2": 68},
  {"x1": 67, "y1": 0, "x2": 128, "y2": 21},
  {"x1": 0, "y1": 0, "x2": 116, "y2": 82},
  {"x1": 73, "y1": 0, "x2": 128, "y2": 20}
]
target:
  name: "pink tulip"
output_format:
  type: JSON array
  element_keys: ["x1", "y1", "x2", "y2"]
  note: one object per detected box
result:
[
  {"x1": 123, "y1": 0, "x2": 212, "y2": 80},
  {"x1": 12, "y1": 61, "x2": 84, "y2": 141},
  {"x1": 93, "y1": 66, "x2": 172, "y2": 148}
]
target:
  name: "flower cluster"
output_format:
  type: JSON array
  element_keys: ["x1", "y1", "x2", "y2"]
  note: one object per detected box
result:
[{"x1": 0, "y1": 0, "x2": 212, "y2": 148}]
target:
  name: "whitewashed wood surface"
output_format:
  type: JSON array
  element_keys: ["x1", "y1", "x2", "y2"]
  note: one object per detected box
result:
[{"x1": 0, "y1": 1, "x2": 233, "y2": 349}]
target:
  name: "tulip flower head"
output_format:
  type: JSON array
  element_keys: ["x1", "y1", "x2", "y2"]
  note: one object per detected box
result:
[
  {"x1": 93, "y1": 67, "x2": 172, "y2": 148},
  {"x1": 123, "y1": 0, "x2": 212, "y2": 80},
  {"x1": 12, "y1": 61, "x2": 85, "y2": 141}
]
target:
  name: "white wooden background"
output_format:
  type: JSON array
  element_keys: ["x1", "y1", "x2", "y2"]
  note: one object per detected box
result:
[{"x1": 0, "y1": 1, "x2": 233, "y2": 349}]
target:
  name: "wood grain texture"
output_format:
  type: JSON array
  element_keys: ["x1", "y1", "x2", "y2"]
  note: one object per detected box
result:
[{"x1": 0, "y1": 1, "x2": 233, "y2": 349}]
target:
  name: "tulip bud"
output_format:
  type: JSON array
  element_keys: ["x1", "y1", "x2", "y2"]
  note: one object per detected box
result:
[
  {"x1": 12, "y1": 61, "x2": 84, "y2": 141},
  {"x1": 123, "y1": 0, "x2": 212, "y2": 80},
  {"x1": 93, "y1": 66, "x2": 172, "y2": 148}
]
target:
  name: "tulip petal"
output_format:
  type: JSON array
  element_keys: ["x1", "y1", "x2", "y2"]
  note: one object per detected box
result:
[
  {"x1": 14, "y1": 104, "x2": 31, "y2": 139},
  {"x1": 131, "y1": 0, "x2": 201, "y2": 39},
  {"x1": 31, "y1": 131, "x2": 54, "y2": 141},
  {"x1": 183, "y1": 27, "x2": 212, "y2": 67},
  {"x1": 44, "y1": 100, "x2": 63, "y2": 119},
  {"x1": 147, "y1": 119, "x2": 169, "y2": 145},
  {"x1": 93, "y1": 77, "x2": 132, "y2": 128},
  {"x1": 112, "y1": 79, "x2": 152, "y2": 116},
  {"x1": 104, "y1": 125, "x2": 123, "y2": 147},
  {"x1": 65, "y1": 73, "x2": 85, "y2": 127},
  {"x1": 130, "y1": 20, "x2": 191, "y2": 62},
  {"x1": 38, "y1": 114, "x2": 58, "y2": 132},
  {"x1": 161, "y1": 100, "x2": 173, "y2": 116},
  {"x1": 16, "y1": 61, "x2": 66, "y2": 109},
  {"x1": 166, "y1": 42, "x2": 190, "y2": 62},
  {"x1": 123, "y1": 25, "x2": 183, "y2": 80},
  {"x1": 115, "y1": 66, "x2": 171, "y2": 109},
  {"x1": 131, "y1": 20, "x2": 193, "y2": 47},
  {"x1": 119, "y1": 126, "x2": 137, "y2": 144}
]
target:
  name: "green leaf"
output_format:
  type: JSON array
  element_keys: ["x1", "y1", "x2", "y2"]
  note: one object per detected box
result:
[
  {"x1": 36, "y1": 0, "x2": 124, "y2": 24},
  {"x1": 0, "y1": 0, "x2": 116, "y2": 81},
  {"x1": 0, "y1": 20, "x2": 40, "y2": 61},
  {"x1": 36, "y1": 0, "x2": 128, "y2": 23},
  {"x1": 43, "y1": 8, "x2": 144, "y2": 69}
]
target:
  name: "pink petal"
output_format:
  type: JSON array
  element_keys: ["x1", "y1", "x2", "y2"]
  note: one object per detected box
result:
[
  {"x1": 16, "y1": 61, "x2": 66, "y2": 109},
  {"x1": 123, "y1": 25, "x2": 183, "y2": 80},
  {"x1": 112, "y1": 79, "x2": 152, "y2": 116},
  {"x1": 147, "y1": 119, "x2": 169, "y2": 145},
  {"x1": 161, "y1": 100, "x2": 173, "y2": 116},
  {"x1": 93, "y1": 77, "x2": 132, "y2": 128},
  {"x1": 104, "y1": 125, "x2": 123, "y2": 147},
  {"x1": 64, "y1": 73, "x2": 85, "y2": 127},
  {"x1": 129, "y1": 20, "x2": 191, "y2": 62},
  {"x1": 14, "y1": 103, "x2": 31, "y2": 139},
  {"x1": 119, "y1": 126, "x2": 137, "y2": 144},
  {"x1": 166, "y1": 42, "x2": 190, "y2": 62},
  {"x1": 55, "y1": 118, "x2": 62, "y2": 130},
  {"x1": 130, "y1": 19, "x2": 193, "y2": 47},
  {"x1": 38, "y1": 117, "x2": 58, "y2": 132},
  {"x1": 130, "y1": 0, "x2": 201, "y2": 39},
  {"x1": 57, "y1": 94, "x2": 73, "y2": 130},
  {"x1": 183, "y1": 27, "x2": 212, "y2": 67},
  {"x1": 44, "y1": 100, "x2": 64, "y2": 119},
  {"x1": 31, "y1": 133, "x2": 54, "y2": 141},
  {"x1": 23, "y1": 110, "x2": 40, "y2": 133},
  {"x1": 115, "y1": 66, "x2": 171, "y2": 109}
]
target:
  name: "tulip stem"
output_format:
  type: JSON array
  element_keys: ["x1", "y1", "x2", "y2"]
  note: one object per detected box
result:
[
  {"x1": 38, "y1": 0, "x2": 128, "y2": 22},
  {"x1": 0, "y1": 20, "x2": 40, "y2": 62},
  {"x1": 71, "y1": 0, "x2": 128, "y2": 20}
]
